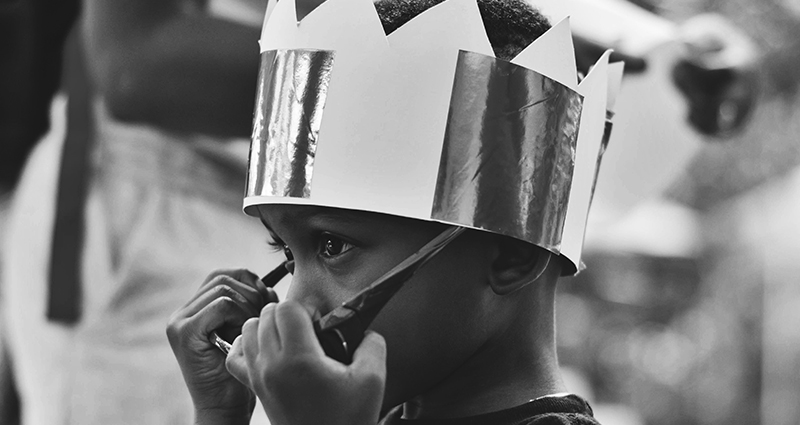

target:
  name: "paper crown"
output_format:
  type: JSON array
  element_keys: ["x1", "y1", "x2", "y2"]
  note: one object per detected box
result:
[{"x1": 245, "y1": 0, "x2": 624, "y2": 275}]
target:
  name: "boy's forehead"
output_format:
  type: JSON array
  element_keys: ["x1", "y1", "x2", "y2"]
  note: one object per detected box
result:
[
  {"x1": 258, "y1": 204, "x2": 355, "y2": 226},
  {"x1": 256, "y1": 204, "x2": 420, "y2": 230}
]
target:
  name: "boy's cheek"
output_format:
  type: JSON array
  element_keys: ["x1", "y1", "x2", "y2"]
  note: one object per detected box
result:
[
  {"x1": 284, "y1": 269, "x2": 376, "y2": 317},
  {"x1": 372, "y1": 305, "x2": 470, "y2": 409}
]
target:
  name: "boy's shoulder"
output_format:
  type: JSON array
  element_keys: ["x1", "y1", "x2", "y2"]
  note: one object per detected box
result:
[{"x1": 380, "y1": 394, "x2": 602, "y2": 425}]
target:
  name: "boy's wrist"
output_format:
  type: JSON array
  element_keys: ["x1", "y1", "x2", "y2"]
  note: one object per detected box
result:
[{"x1": 194, "y1": 407, "x2": 252, "y2": 425}]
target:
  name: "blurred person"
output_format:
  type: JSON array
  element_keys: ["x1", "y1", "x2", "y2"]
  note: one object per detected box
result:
[
  {"x1": 0, "y1": 0, "x2": 77, "y2": 191},
  {"x1": 0, "y1": 0, "x2": 294, "y2": 424},
  {"x1": 1, "y1": 1, "x2": 80, "y2": 424},
  {"x1": 532, "y1": 0, "x2": 761, "y2": 233},
  {"x1": 670, "y1": 13, "x2": 759, "y2": 137},
  {"x1": 566, "y1": 1, "x2": 760, "y2": 138}
]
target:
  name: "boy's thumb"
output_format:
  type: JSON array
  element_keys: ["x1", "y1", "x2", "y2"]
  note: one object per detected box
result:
[{"x1": 351, "y1": 331, "x2": 387, "y2": 375}]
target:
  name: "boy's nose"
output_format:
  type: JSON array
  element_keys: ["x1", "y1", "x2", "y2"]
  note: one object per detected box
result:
[{"x1": 283, "y1": 267, "x2": 336, "y2": 319}]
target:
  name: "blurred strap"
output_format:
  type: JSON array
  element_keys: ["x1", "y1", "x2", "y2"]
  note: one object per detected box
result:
[{"x1": 47, "y1": 21, "x2": 93, "y2": 324}]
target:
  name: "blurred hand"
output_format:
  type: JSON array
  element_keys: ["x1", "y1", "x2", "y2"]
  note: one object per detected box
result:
[
  {"x1": 166, "y1": 269, "x2": 278, "y2": 423},
  {"x1": 226, "y1": 301, "x2": 387, "y2": 425},
  {"x1": 673, "y1": 13, "x2": 759, "y2": 137}
]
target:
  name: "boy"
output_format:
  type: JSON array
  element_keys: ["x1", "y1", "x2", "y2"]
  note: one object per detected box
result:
[{"x1": 168, "y1": 0, "x2": 613, "y2": 423}]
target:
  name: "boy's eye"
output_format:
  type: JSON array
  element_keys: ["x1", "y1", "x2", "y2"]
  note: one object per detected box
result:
[{"x1": 320, "y1": 234, "x2": 353, "y2": 258}]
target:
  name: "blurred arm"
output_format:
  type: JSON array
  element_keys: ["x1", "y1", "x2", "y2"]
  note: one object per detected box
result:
[
  {"x1": 82, "y1": 0, "x2": 262, "y2": 138},
  {"x1": 573, "y1": 35, "x2": 647, "y2": 75}
]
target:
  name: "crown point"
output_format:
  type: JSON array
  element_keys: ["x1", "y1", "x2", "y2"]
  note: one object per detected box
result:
[
  {"x1": 260, "y1": 0, "x2": 387, "y2": 52},
  {"x1": 578, "y1": 49, "x2": 611, "y2": 94},
  {"x1": 561, "y1": 48, "x2": 611, "y2": 269},
  {"x1": 260, "y1": 0, "x2": 300, "y2": 51},
  {"x1": 387, "y1": 0, "x2": 493, "y2": 57},
  {"x1": 298, "y1": 0, "x2": 387, "y2": 50},
  {"x1": 512, "y1": 17, "x2": 578, "y2": 89},
  {"x1": 607, "y1": 61, "x2": 625, "y2": 112}
]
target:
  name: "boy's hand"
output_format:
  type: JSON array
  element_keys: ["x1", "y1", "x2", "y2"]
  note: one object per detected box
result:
[
  {"x1": 167, "y1": 269, "x2": 277, "y2": 422},
  {"x1": 226, "y1": 301, "x2": 387, "y2": 425}
]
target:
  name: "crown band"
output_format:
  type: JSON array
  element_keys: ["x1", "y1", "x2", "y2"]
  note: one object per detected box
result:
[
  {"x1": 432, "y1": 51, "x2": 582, "y2": 253},
  {"x1": 247, "y1": 49, "x2": 335, "y2": 200},
  {"x1": 243, "y1": 0, "x2": 622, "y2": 276},
  {"x1": 245, "y1": 48, "x2": 583, "y2": 260}
]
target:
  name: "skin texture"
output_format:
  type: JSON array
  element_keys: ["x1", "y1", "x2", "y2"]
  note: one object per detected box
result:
[
  {"x1": 227, "y1": 303, "x2": 388, "y2": 425},
  {"x1": 168, "y1": 204, "x2": 567, "y2": 424},
  {"x1": 167, "y1": 269, "x2": 279, "y2": 425}
]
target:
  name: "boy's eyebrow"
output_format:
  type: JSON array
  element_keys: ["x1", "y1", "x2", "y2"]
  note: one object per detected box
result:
[
  {"x1": 304, "y1": 211, "x2": 363, "y2": 228},
  {"x1": 258, "y1": 208, "x2": 365, "y2": 237}
]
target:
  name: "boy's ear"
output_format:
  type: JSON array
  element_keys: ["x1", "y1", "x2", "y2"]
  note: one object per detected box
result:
[{"x1": 488, "y1": 237, "x2": 553, "y2": 295}]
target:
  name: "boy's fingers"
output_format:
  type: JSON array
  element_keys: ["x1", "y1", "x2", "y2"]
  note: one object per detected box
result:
[
  {"x1": 263, "y1": 286, "x2": 280, "y2": 304},
  {"x1": 215, "y1": 276, "x2": 267, "y2": 311},
  {"x1": 192, "y1": 269, "x2": 261, "y2": 307},
  {"x1": 228, "y1": 334, "x2": 243, "y2": 358},
  {"x1": 258, "y1": 303, "x2": 282, "y2": 354},
  {"x1": 190, "y1": 296, "x2": 251, "y2": 336},
  {"x1": 239, "y1": 316, "x2": 263, "y2": 364},
  {"x1": 196, "y1": 272, "x2": 264, "y2": 305},
  {"x1": 225, "y1": 335, "x2": 249, "y2": 386},
  {"x1": 350, "y1": 331, "x2": 387, "y2": 376},
  {"x1": 199, "y1": 268, "x2": 259, "y2": 290},
  {"x1": 273, "y1": 301, "x2": 322, "y2": 355},
  {"x1": 253, "y1": 278, "x2": 272, "y2": 305},
  {"x1": 251, "y1": 284, "x2": 279, "y2": 309},
  {"x1": 183, "y1": 283, "x2": 260, "y2": 318}
]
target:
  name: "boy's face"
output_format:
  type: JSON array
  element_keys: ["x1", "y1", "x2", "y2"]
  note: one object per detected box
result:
[{"x1": 257, "y1": 204, "x2": 502, "y2": 409}]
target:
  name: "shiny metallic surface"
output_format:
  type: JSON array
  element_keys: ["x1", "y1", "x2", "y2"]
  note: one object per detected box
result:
[
  {"x1": 245, "y1": 48, "x2": 585, "y2": 257},
  {"x1": 209, "y1": 331, "x2": 232, "y2": 356},
  {"x1": 432, "y1": 51, "x2": 584, "y2": 253},
  {"x1": 591, "y1": 113, "x2": 615, "y2": 207},
  {"x1": 246, "y1": 49, "x2": 335, "y2": 200}
]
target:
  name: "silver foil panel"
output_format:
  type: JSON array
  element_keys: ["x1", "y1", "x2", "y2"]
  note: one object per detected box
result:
[
  {"x1": 246, "y1": 49, "x2": 336, "y2": 199},
  {"x1": 432, "y1": 51, "x2": 584, "y2": 253}
]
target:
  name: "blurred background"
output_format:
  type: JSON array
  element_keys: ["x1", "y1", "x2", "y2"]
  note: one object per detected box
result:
[
  {"x1": 554, "y1": 1, "x2": 800, "y2": 424},
  {"x1": 1, "y1": 0, "x2": 799, "y2": 424}
]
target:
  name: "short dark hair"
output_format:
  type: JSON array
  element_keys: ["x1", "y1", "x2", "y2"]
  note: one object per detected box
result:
[{"x1": 374, "y1": 0, "x2": 552, "y2": 60}]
